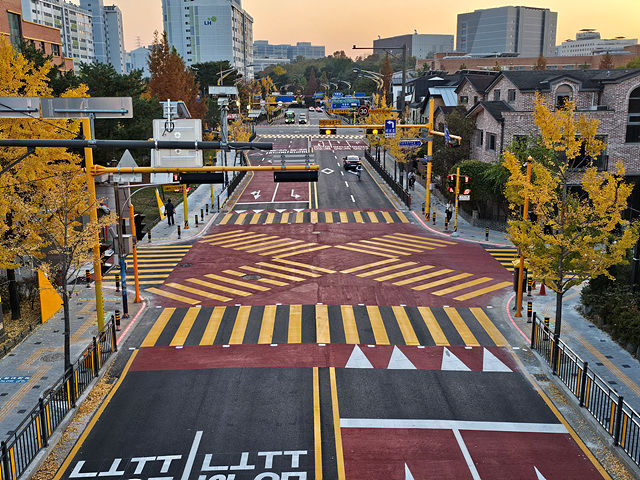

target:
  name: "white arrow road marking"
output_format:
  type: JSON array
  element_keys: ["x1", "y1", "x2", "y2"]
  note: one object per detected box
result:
[
  {"x1": 251, "y1": 190, "x2": 261, "y2": 200},
  {"x1": 534, "y1": 467, "x2": 548, "y2": 480},
  {"x1": 291, "y1": 189, "x2": 301, "y2": 199},
  {"x1": 387, "y1": 346, "x2": 416, "y2": 369},
  {"x1": 405, "y1": 464, "x2": 415, "y2": 480},
  {"x1": 345, "y1": 345, "x2": 373, "y2": 368}
]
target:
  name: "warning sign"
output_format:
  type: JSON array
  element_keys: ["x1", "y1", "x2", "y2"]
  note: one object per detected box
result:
[
  {"x1": 327, "y1": 108, "x2": 351, "y2": 115},
  {"x1": 319, "y1": 119, "x2": 342, "y2": 127}
]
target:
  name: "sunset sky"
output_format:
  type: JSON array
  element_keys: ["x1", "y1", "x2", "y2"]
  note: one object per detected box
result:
[{"x1": 110, "y1": 0, "x2": 639, "y2": 56}]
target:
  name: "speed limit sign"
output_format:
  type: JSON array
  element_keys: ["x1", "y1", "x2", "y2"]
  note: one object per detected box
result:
[{"x1": 358, "y1": 105, "x2": 370, "y2": 117}]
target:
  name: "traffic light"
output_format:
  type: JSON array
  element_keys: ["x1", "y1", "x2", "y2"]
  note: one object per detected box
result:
[
  {"x1": 319, "y1": 127, "x2": 336, "y2": 135},
  {"x1": 462, "y1": 176, "x2": 471, "y2": 195},
  {"x1": 273, "y1": 170, "x2": 319, "y2": 183},
  {"x1": 365, "y1": 127, "x2": 380, "y2": 135},
  {"x1": 99, "y1": 243, "x2": 113, "y2": 275},
  {"x1": 447, "y1": 138, "x2": 461, "y2": 148},
  {"x1": 447, "y1": 174, "x2": 456, "y2": 193},
  {"x1": 134, "y1": 213, "x2": 146, "y2": 241},
  {"x1": 178, "y1": 173, "x2": 224, "y2": 184}
]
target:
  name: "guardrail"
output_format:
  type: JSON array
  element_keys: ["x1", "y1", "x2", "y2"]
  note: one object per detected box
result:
[
  {"x1": 363, "y1": 149, "x2": 411, "y2": 208},
  {"x1": 0, "y1": 319, "x2": 118, "y2": 479},
  {"x1": 531, "y1": 314, "x2": 640, "y2": 467}
]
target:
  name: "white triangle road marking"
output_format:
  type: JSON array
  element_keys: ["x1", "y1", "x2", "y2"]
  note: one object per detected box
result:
[
  {"x1": 482, "y1": 348, "x2": 512, "y2": 372},
  {"x1": 294, "y1": 208, "x2": 305, "y2": 212},
  {"x1": 387, "y1": 346, "x2": 416, "y2": 370},
  {"x1": 253, "y1": 209, "x2": 264, "y2": 213},
  {"x1": 535, "y1": 467, "x2": 547, "y2": 480},
  {"x1": 345, "y1": 345, "x2": 373, "y2": 369},
  {"x1": 275, "y1": 209, "x2": 286, "y2": 213},
  {"x1": 441, "y1": 347, "x2": 471, "y2": 371},
  {"x1": 235, "y1": 210, "x2": 245, "y2": 214},
  {"x1": 405, "y1": 463, "x2": 415, "y2": 480}
]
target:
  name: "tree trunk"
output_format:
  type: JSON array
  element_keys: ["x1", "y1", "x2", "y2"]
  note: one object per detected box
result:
[
  {"x1": 554, "y1": 289, "x2": 563, "y2": 338},
  {"x1": 62, "y1": 274, "x2": 71, "y2": 374},
  {"x1": 394, "y1": 159, "x2": 397, "y2": 182},
  {"x1": 7, "y1": 269, "x2": 20, "y2": 320}
]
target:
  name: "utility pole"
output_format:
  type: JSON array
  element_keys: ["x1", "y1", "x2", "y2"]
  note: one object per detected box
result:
[
  {"x1": 113, "y1": 183, "x2": 128, "y2": 317},
  {"x1": 400, "y1": 44, "x2": 407, "y2": 116}
]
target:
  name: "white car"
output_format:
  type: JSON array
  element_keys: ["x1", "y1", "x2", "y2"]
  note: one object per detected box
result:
[{"x1": 298, "y1": 114, "x2": 307, "y2": 124}]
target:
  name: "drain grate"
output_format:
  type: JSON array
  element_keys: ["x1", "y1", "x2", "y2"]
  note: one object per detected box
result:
[
  {"x1": 177, "y1": 263, "x2": 192, "y2": 267},
  {"x1": 242, "y1": 274, "x2": 262, "y2": 281}
]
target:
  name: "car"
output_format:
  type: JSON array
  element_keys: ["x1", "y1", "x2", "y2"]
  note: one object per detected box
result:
[
  {"x1": 343, "y1": 155, "x2": 362, "y2": 171},
  {"x1": 298, "y1": 114, "x2": 307, "y2": 124},
  {"x1": 315, "y1": 106, "x2": 323, "y2": 112},
  {"x1": 308, "y1": 106, "x2": 315, "y2": 112}
]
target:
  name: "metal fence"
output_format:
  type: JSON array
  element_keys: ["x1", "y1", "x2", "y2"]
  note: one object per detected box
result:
[
  {"x1": 363, "y1": 150, "x2": 411, "y2": 208},
  {"x1": 531, "y1": 314, "x2": 640, "y2": 467},
  {"x1": 0, "y1": 319, "x2": 118, "y2": 479}
]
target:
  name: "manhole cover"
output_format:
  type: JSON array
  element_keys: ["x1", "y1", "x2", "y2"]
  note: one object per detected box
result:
[
  {"x1": 242, "y1": 274, "x2": 261, "y2": 281},
  {"x1": 177, "y1": 263, "x2": 192, "y2": 267},
  {"x1": 41, "y1": 352, "x2": 63, "y2": 363},
  {"x1": 533, "y1": 373, "x2": 549, "y2": 382}
]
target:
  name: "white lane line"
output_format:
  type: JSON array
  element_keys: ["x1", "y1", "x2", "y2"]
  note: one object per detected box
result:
[
  {"x1": 345, "y1": 181, "x2": 349, "y2": 188},
  {"x1": 350, "y1": 195, "x2": 355, "y2": 203},
  {"x1": 338, "y1": 419, "x2": 568, "y2": 433},
  {"x1": 180, "y1": 431, "x2": 203, "y2": 480},
  {"x1": 340, "y1": 171, "x2": 344, "y2": 176},
  {"x1": 271, "y1": 182, "x2": 280, "y2": 202},
  {"x1": 453, "y1": 429, "x2": 482, "y2": 480}
]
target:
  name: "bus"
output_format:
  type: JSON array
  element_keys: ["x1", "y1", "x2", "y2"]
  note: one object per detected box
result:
[{"x1": 284, "y1": 111, "x2": 295, "y2": 124}]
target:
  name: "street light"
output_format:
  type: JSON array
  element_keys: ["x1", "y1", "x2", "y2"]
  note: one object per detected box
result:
[{"x1": 353, "y1": 68, "x2": 384, "y2": 105}]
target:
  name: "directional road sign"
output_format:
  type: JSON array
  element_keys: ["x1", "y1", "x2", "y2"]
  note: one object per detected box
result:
[
  {"x1": 354, "y1": 92, "x2": 366, "y2": 97},
  {"x1": 358, "y1": 106, "x2": 370, "y2": 117},
  {"x1": 398, "y1": 139, "x2": 423, "y2": 148},
  {"x1": 384, "y1": 119, "x2": 397, "y2": 138},
  {"x1": 332, "y1": 101, "x2": 359, "y2": 109},
  {"x1": 332, "y1": 92, "x2": 344, "y2": 97},
  {"x1": 275, "y1": 95, "x2": 295, "y2": 103},
  {"x1": 459, "y1": 194, "x2": 471, "y2": 201}
]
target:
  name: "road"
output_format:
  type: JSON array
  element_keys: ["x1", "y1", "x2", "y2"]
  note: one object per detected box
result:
[{"x1": 54, "y1": 110, "x2": 611, "y2": 480}]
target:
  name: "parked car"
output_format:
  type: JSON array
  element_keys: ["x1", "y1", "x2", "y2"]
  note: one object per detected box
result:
[
  {"x1": 298, "y1": 114, "x2": 307, "y2": 124},
  {"x1": 308, "y1": 106, "x2": 315, "y2": 112},
  {"x1": 343, "y1": 155, "x2": 362, "y2": 171}
]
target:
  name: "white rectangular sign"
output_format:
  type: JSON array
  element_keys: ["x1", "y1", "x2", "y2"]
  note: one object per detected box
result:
[{"x1": 152, "y1": 118, "x2": 203, "y2": 168}]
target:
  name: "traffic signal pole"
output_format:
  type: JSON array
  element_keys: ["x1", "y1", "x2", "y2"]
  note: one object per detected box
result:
[
  {"x1": 453, "y1": 167, "x2": 461, "y2": 234},
  {"x1": 182, "y1": 184, "x2": 189, "y2": 229},
  {"x1": 424, "y1": 99, "x2": 434, "y2": 221},
  {"x1": 129, "y1": 203, "x2": 141, "y2": 303}
]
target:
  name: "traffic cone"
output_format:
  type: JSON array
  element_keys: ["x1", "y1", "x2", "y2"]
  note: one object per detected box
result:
[{"x1": 539, "y1": 281, "x2": 546, "y2": 296}]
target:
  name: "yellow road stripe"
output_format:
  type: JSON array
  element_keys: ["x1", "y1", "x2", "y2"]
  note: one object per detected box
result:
[
  {"x1": 200, "y1": 307, "x2": 225, "y2": 345},
  {"x1": 170, "y1": 307, "x2": 200, "y2": 346},
  {"x1": 186, "y1": 278, "x2": 252, "y2": 296},
  {"x1": 141, "y1": 308, "x2": 176, "y2": 347},
  {"x1": 122, "y1": 262, "x2": 179, "y2": 268},
  {"x1": 296, "y1": 212, "x2": 305, "y2": 223},
  {"x1": 330, "y1": 367, "x2": 346, "y2": 480},
  {"x1": 417, "y1": 307, "x2": 449, "y2": 346},
  {"x1": 281, "y1": 212, "x2": 290, "y2": 223},
  {"x1": 203, "y1": 230, "x2": 246, "y2": 240},
  {"x1": 470, "y1": 307, "x2": 508, "y2": 347},
  {"x1": 375, "y1": 265, "x2": 434, "y2": 282},
  {"x1": 123, "y1": 268, "x2": 174, "y2": 273},
  {"x1": 310, "y1": 211, "x2": 318, "y2": 223},
  {"x1": 366, "y1": 306, "x2": 390, "y2": 344},
  {"x1": 234, "y1": 213, "x2": 247, "y2": 225},
  {"x1": 375, "y1": 236, "x2": 429, "y2": 250},
  {"x1": 259, "y1": 242, "x2": 318, "y2": 256},
  {"x1": 166, "y1": 283, "x2": 232, "y2": 302},
  {"x1": 258, "y1": 305, "x2": 276, "y2": 344},
  {"x1": 246, "y1": 239, "x2": 303, "y2": 253},
  {"x1": 432, "y1": 277, "x2": 493, "y2": 296},
  {"x1": 227, "y1": 235, "x2": 282, "y2": 249},
  {"x1": 313, "y1": 367, "x2": 322, "y2": 480},
  {"x1": 289, "y1": 305, "x2": 302, "y2": 343},
  {"x1": 340, "y1": 258, "x2": 397, "y2": 274},
  {"x1": 334, "y1": 245, "x2": 397, "y2": 258},
  {"x1": 145, "y1": 288, "x2": 200, "y2": 305},
  {"x1": 249, "y1": 213, "x2": 262, "y2": 224},
  {"x1": 341, "y1": 305, "x2": 359, "y2": 344},
  {"x1": 357, "y1": 262, "x2": 416, "y2": 278},
  {"x1": 324, "y1": 211, "x2": 334, "y2": 223},
  {"x1": 381, "y1": 211, "x2": 394, "y2": 222},
  {"x1": 444, "y1": 307, "x2": 479, "y2": 346},
  {"x1": 353, "y1": 211, "x2": 364, "y2": 223},
  {"x1": 360, "y1": 239, "x2": 418, "y2": 253},
  {"x1": 219, "y1": 212, "x2": 234, "y2": 225},
  {"x1": 412, "y1": 273, "x2": 473, "y2": 291},
  {"x1": 223, "y1": 269, "x2": 289, "y2": 286},
  {"x1": 339, "y1": 212, "x2": 348, "y2": 222},
  {"x1": 367, "y1": 211, "x2": 379, "y2": 223},
  {"x1": 396, "y1": 211, "x2": 409, "y2": 223},
  {"x1": 272, "y1": 259, "x2": 336, "y2": 274},
  {"x1": 276, "y1": 245, "x2": 332, "y2": 258},
  {"x1": 233, "y1": 237, "x2": 288, "y2": 250},
  {"x1": 265, "y1": 212, "x2": 276, "y2": 224},
  {"x1": 316, "y1": 304, "x2": 330, "y2": 343},
  {"x1": 383, "y1": 235, "x2": 442, "y2": 249},
  {"x1": 206, "y1": 232, "x2": 265, "y2": 246},
  {"x1": 257, "y1": 262, "x2": 321, "y2": 277},
  {"x1": 133, "y1": 254, "x2": 186, "y2": 258},
  {"x1": 392, "y1": 306, "x2": 420, "y2": 345},
  {"x1": 229, "y1": 306, "x2": 251, "y2": 344},
  {"x1": 205, "y1": 273, "x2": 271, "y2": 291},
  {"x1": 391, "y1": 232, "x2": 456, "y2": 245},
  {"x1": 240, "y1": 266, "x2": 305, "y2": 281},
  {"x1": 454, "y1": 281, "x2": 512, "y2": 301}
]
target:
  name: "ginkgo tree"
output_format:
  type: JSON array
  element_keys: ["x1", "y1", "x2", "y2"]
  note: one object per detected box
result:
[
  {"x1": 504, "y1": 93, "x2": 638, "y2": 363},
  {"x1": 0, "y1": 38, "x2": 114, "y2": 374}
]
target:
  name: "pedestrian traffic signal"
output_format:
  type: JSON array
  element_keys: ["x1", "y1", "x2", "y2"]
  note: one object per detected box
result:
[
  {"x1": 462, "y1": 176, "x2": 471, "y2": 195},
  {"x1": 447, "y1": 174, "x2": 456, "y2": 193},
  {"x1": 319, "y1": 128, "x2": 336, "y2": 135},
  {"x1": 273, "y1": 170, "x2": 319, "y2": 183},
  {"x1": 447, "y1": 138, "x2": 460, "y2": 148},
  {"x1": 178, "y1": 173, "x2": 224, "y2": 184},
  {"x1": 134, "y1": 213, "x2": 146, "y2": 241},
  {"x1": 365, "y1": 127, "x2": 380, "y2": 135}
]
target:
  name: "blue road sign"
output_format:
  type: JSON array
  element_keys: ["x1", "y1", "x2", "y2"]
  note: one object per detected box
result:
[
  {"x1": 332, "y1": 92, "x2": 344, "y2": 97},
  {"x1": 313, "y1": 93, "x2": 324, "y2": 99},
  {"x1": 0, "y1": 376, "x2": 30, "y2": 383},
  {"x1": 332, "y1": 101, "x2": 359, "y2": 109},
  {"x1": 384, "y1": 119, "x2": 397, "y2": 138},
  {"x1": 354, "y1": 92, "x2": 366, "y2": 97},
  {"x1": 275, "y1": 95, "x2": 295, "y2": 103},
  {"x1": 444, "y1": 125, "x2": 451, "y2": 144},
  {"x1": 399, "y1": 139, "x2": 423, "y2": 147}
]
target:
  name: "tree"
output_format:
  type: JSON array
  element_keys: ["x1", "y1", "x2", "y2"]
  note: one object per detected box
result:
[
  {"x1": 503, "y1": 93, "x2": 639, "y2": 365},
  {"x1": 459, "y1": 63, "x2": 468, "y2": 70},
  {"x1": 534, "y1": 54, "x2": 547, "y2": 70},
  {"x1": 18, "y1": 40, "x2": 80, "y2": 95},
  {"x1": 304, "y1": 69, "x2": 318, "y2": 95},
  {"x1": 599, "y1": 52, "x2": 615, "y2": 69},
  {"x1": 491, "y1": 61, "x2": 502, "y2": 71},
  {"x1": 380, "y1": 53, "x2": 393, "y2": 104},
  {"x1": 148, "y1": 32, "x2": 206, "y2": 119},
  {"x1": 620, "y1": 57, "x2": 640, "y2": 69}
]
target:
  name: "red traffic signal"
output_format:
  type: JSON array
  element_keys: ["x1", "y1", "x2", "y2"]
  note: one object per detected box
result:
[
  {"x1": 462, "y1": 176, "x2": 471, "y2": 195},
  {"x1": 447, "y1": 174, "x2": 456, "y2": 193}
]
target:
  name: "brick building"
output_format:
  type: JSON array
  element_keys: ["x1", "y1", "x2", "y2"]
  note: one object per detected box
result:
[{"x1": 0, "y1": 0, "x2": 73, "y2": 70}]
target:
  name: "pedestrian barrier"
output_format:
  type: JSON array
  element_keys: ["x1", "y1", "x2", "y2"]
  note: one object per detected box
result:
[
  {"x1": 531, "y1": 314, "x2": 640, "y2": 467},
  {"x1": 0, "y1": 318, "x2": 117, "y2": 479},
  {"x1": 363, "y1": 150, "x2": 411, "y2": 208}
]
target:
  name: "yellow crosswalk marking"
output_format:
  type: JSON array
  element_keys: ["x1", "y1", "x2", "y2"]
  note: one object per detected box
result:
[
  {"x1": 444, "y1": 307, "x2": 479, "y2": 346},
  {"x1": 229, "y1": 306, "x2": 251, "y2": 344},
  {"x1": 256, "y1": 262, "x2": 321, "y2": 277},
  {"x1": 258, "y1": 305, "x2": 276, "y2": 344},
  {"x1": 200, "y1": 308, "x2": 225, "y2": 345},
  {"x1": 348, "y1": 242, "x2": 411, "y2": 256},
  {"x1": 239, "y1": 266, "x2": 305, "y2": 282},
  {"x1": 375, "y1": 265, "x2": 434, "y2": 282},
  {"x1": 165, "y1": 283, "x2": 232, "y2": 302},
  {"x1": 223, "y1": 269, "x2": 289, "y2": 286},
  {"x1": 360, "y1": 239, "x2": 417, "y2": 253},
  {"x1": 367, "y1": 211, "x2": 379, "y2": 223},
  {"x1": 134, "y1": 254, "x2": 186, "y2": 258},
  {"x1": 393, "y1": 268, "x2": 453, "y2": 286},
  {"x1": 366, "y1": 306, "x2": 390, "y2": 344},
  {"x1": 141, "y1": 307, "x2": 176, "y2": 347},
  {"x1": 260, "y1": 242, "x2": 317, "y2": 256},
  {"x1": 470, "y1": 307, "x2": 508, "y2": 347},
  {"x1": 324, "y1": 211, "x2": 334, "y2": 223},
  {"x1": 219, "y1": 212, "x2": 234, "y2": 225},
  {"x1": 204, "y1": 274, "x2": 271, "y2": 291},
  {"x1": 341, "y1": 305, "x2": 359, "y2": 344},
  {"x1": 207, "y1": 233, "x2": 265, "y2": 246},
  {"x1": 454, "y1": 281, "x2": 512, "y2": 301},
  {"x1": 417, "y1": 307, "x2": 448, "y2": 345},
  {"x1": 432, "y1": 277, "x2": 493, "y2": 296},
  {"x1": 170, "y1": 307, "x2": 200, "y2": 346},
  {"x1": 412, "y1": 273, "x2": 473, "y2": 291},
  {"x1": 204, "y1": 230, "x2": 246, "y2": 240},
  {"x1": 125, "y1": 268, "x2": 174, "y2": 273},
  {"x1": 383, "y1": 235, "x2": 441, "y2": 249},
  {"x1": 391, "y1": 232, "x2": 456, "y2": 245},
  {"x1": 265, "y1": 213, "x2": 276, "y2": 224},
  {"x1": 245, "y1": 239, "x2": 303, "y2": 253},
  {"x1": 310, "y1": 211, "x2": 318, "y2": 223},
  {"x1": 376, "y1": 236, "x2": 430, "y2": 250},
  {"x1": 353, "y1": 212, "x2": 364, "y2": 223},
  {"x1": 357, "y1": 262, "x2": 417, "y2": 278},
  {"x1": 334, "y1": 245, "x2": 397, "y2": 258},
  {"x1": 146, "y1": 288, "x2": 200, "y2": 305},
  {"x1": 228, "y1": 235, "x2": 281, "y2": 249},
  {"x1": 392, "y1": 306, "x2": 419, "y2": 345},
  {"x1": 186, "y1": 278, "x2": 252, "y2": 296},
  {"x1": 249, "y1": 213, "x2": 262, "y2": 224},
  {"x1": 123, "y1": 262, "x2": 178, "y2": 268},
  {"x1": 288, "y1": 305, "x2": 302, "y2": 343},
  {"x1": 340, "y1": 259, "x2": 397, "y2": 274},
  {"x1": 339, "y1": 212, "x2": 349, "y2": 223},
  {"x1": 296, "y1": 212, "x2": 305, "y2": 223},
  {"x1": 276, "y1": 245, "x2": 331, "y2": 258},
  {"x1": 381, "y1": 212, "x2": 393, "y2": 223},
  {"x1": 272, "y1": 259, "x2": 336, "y2": 274},
  {"x1": 396, "y1": 211, "x2": 410, "y2": 223},
  {"x1": 316, "y1": 304, "x2": 330, "y2": 343},
  {"x1": 281, "y1": 212, "x2": 290, "y2": 223},
  {"x1": 234, "y1": 213, "x2": 247, "y2": 225}
]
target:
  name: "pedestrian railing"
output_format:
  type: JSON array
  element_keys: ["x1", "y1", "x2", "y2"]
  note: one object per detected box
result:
[
  {"x1": 0, "y1": 319, "x2": 118, "y2": 479},
  {"x1": 531, "y1": 314, "x2": 640, "y2": 467},
  {"x1": 363, "y1": 150, "x2": 411, "y2": 208}
]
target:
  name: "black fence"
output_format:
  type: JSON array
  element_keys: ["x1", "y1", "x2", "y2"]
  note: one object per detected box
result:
[
  {"x1": 531, "y1": 314, "x2": 640, "y2": 467},
  {"x1": 363, "y1": 150, "x2": 411, "y2": 208},
  {"x1": 0, "y1": 319, "x2": 118, "y2": 479}
]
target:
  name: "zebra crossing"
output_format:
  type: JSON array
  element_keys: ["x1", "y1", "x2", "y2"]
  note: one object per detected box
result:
[
  {"x1": 141, "y1": 305, "x2": 509, "y2": 348},
  {"x1": 217, "y1": 209, "x2": 411, "y2": 225},
  {"x1": 335, "y1": 232, "x2": 454, "y2": 258},
  {"x1": 484, "y1": 247, "x2": 519, "y2": 272},
  {"x1": 199, "y1": 230, "x2": 331, "y2": 257},
  {"x1": 103, "y1": 245, "x2": 192, "y2": 287},
  {"x1": 259, "y1": 134, "x2": 364, "y2": 139}
]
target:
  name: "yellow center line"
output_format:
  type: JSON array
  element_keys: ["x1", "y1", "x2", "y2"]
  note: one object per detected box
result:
[
  {"x1": 165, "y1": 283, "x2": 232, "y2": 302},
  {"x1": 412, "y1": 273, "x2": 473, "y2": 291},
  {"x1": 329, "y1": 367, "x2": 346, "y2": 480},
  {"x1": 366, "y1": 306, "x2": 390, "y2": 344},
  {"x1": 357, "y1": 262, "x2": 415, "y2": 278},
  {"x1": 141, "y1": 307, "x2": 176, "y2": 347},
  {"x1": 170, "y1": 307, "x2": 201, "y2": 346},
  {"x1": 444, "y1": 307, "x2": 479, "y2": 346},
  {"x1": 200, "y1": 307, "x2": 225, "y2": 345},
  {"x1": 258, "y1": 305, "x2": 276, "y2": 344},
  {"x1": 205, "y1": 273, "x2": 271, "y2": 291},
  {"x1": 316, "y1": 304, "x2": 330, "y2": 343},
  {"x1": 313, "y1": 367, "x2": 323, "y2": 480},
  {"x1": 392, "y1": 306, "x2": 420, "y2": 345},
  {"x1": 229, "y1": 306, "x2": 251, "y2": 344},
  {"x1": 288, "y1": 305, "x2": 302, "y2": 343},
  {"x1": 353, "y1": 211, "x2": 364, "y2": 223},
  {"x1": 432, "y1": 277, "x2": 493, "y2": 296},
  {"x1": 367, "y1": 211, "x2": 379, "y2": 223},
  {"x1": 375, "y1": 265, "x2": 434, "y2": 282},
  {"x1": 417, "y1": 306, "x2": 449, "y2": 345},
  {"x1": 340, "y1": 258, "x2": 397, "y2": 274},
  {"x1": 469, "y1": 307, "x2": 508, "y2": 347},
  {"x1": 341, "y1": 305, "x2": 359, "y2": 344}
]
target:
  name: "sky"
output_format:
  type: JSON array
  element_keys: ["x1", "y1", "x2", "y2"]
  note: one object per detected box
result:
[{"x1": 110, "y1": 0, "x2": 640, "y2": 56}]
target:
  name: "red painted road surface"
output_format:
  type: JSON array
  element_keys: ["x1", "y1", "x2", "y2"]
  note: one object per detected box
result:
[{"x1": 236, "y1": 171, "x2": 309, "y2": 205}]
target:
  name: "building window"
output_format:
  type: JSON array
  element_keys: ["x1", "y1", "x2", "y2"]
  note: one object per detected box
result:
[
  {"x1": 476, "y1": 129, "x2": 483, "y2": 147},
  {"x1": 626, "y1": 86, "x2": 640, "y2": 143},
  {"x1": 487, "y1": 133, "x2": 497, "y2": 151},
  {"x1": 508, "y1": 89, "x2": 516, "y2": 103},
  {"x1": 52, "y1": 43, "x2": 60, "y2": 56},
  {"x1": 493, "y1": 89, "x2": 500, "y2": 101},
  {"x1": 473, "y1": 96, "x2": 478, "y2": 104},
  {"x1": 563, "y1": 136, "x2": 608, "y2": 170},
  {"x1": 459, "y1": 96, "x2": 468, "y2": 105},
  {"x1": 7, "y1": 12, "x2": 22, "y2": 49},
  {"x1": 556, "y1": 84, "x2": 573, "y2": 110}
]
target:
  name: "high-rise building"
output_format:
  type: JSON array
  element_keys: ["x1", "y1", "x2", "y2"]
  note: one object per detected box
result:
[
  {"x1": 21, "y1": 0, "x2": 94, "y2": 69},
  {"x1": 126, "y1": 45, "x2": 150, "y2": 77},
  {"x1": 103, "y1": 5, "x2": 125, "y2": 73},
  {"x1": 373, "y1": 32, "x2": 453, "y2": 59},
  {"x1": 557, "y1": 30, "x2": 638, "y2": 56},
  {"x1": 162, "y1": 0, "x2": 254, "y2": 78},
  {"x1": 456, "y1": 6, "x2": 557, "y2": 57},
  {"x1": 252, "y1": 40, "x2": 324, "y2": 73},
  {"x1": 79, "y1": 0, "x2": 106, "y2": 62}
]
